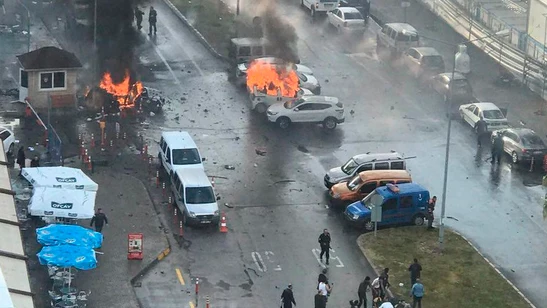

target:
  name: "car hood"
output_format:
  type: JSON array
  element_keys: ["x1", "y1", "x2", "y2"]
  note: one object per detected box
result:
[
  {"x1": 295, "y1": 64, "x2": 313, "y2": 75},
  {"x1": 172, "y1": 164, "x2": 205, "y2": 173},
  {"x1": 326, "y1": 167, "x2": 349, "y2": 182},
  {"x1": 301, "y1": 73, "x2": 320, "y2": 87},
  {"x1": 346, "y1": 201, "x2": 370, "y2": 216},
  {"x1": 267, "y1": 102, "x2": 287, "y2": 113},
  {"x1": 186, "y1": 202, "x2": 218, "y2": 215},
  {"x1": 331, "y1": 182, "x2": 351, "y2": 196}
]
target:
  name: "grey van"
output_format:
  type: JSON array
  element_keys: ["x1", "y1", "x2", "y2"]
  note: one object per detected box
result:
[{"x1": 324, "y1": 152, "x2": 406, "y2": 188}]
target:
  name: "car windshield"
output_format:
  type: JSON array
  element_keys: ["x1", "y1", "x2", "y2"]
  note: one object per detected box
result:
[
  {"x1": 297, "y1": 72, "x2": 308, "y2": 82},
  {"x1": 341, "y1": 158, "x2": 359, "y2": 174},
  {"x1": 422, "y1": 55, "x2": 443, "y2": 67},
  {"x1": 284, "y1": 98, "x2": 305, "y2": 109},
  {"x1": 396, "y1": 32, "x2": 419, "y2": 41},
  {"x1": 347, "y1": 175, "x2": 363, "y2": 190},
  {"x1": 482, "y1": 109, "x2": 505, "y2": 119},
  {"x1": 172, "y1": 149, "x2": 201, "y2": 165},
  {"x1": 344, "y1": 12, "x2": 363, "y2": 20},
  {"x1": 521, "y1": 133, "x2": 545, "y2": 147},
  {"x1": 185, "y1": 187, "x2": 215, "y2": 204}
]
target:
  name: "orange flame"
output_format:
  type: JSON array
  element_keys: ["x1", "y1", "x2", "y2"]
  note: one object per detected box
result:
[
  {"x1": 246, "y1": 61, "x2": 299, "y2": 97},
  {"x1": 99, "y1": 70, "x2": 143, "y2": 109}
]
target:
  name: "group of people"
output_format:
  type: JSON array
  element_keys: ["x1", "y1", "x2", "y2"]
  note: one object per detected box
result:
[
  {"x1": 134, "y1": 6, "x2": 158, "y2": 36},
  {"x1": 16, "y1": 146, "x2": 40, "y2": 175},
  {"x1": 475, "y1": 116, "x2": 504, "y2": 164}
]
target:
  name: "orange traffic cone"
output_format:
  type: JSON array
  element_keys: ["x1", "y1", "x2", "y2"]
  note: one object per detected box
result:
[{"x1": 219, "y1": 213, "x2": 228, "y2": 233}]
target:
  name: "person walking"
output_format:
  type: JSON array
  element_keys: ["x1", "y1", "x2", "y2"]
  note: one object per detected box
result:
[
  {"x1": 318, "y1": 229, "x2": 331, "y2": 265},
  {"x1": 427, "y1": 196, "x2": 436, "y2": 230},
  {"x1": 314, "y1": 289, "x2": 326, "y2": 308},
  {"x1": 148, "y1": 6, "x2": 157, "y2": 35},
  {"x1": 357, "y1": 276, "x2": 371, "y2": 308},
  {"x1": 135, "y1": 7, "x2": 144, "y2": 30},
  {"x1": 379, "y1": 268, "x2": 390, "y2": 299},
  {"x1": 410, "y1": 279, "x2": 424, "y2": 308},
  {"x1": 16, "y1": 146, "x2": 25, "y2": 175},
  {"x1": 408, "y1": 258, "x2": 422, "y2": 286},
  {"x1": 475, "y1": 115, "x2": 488, "y2": 147},
  {"x1": 492, "y1": 132, "x2": 504, "y2": 164},
  {"x1": 281, "y1": 284, "x2": 296, "y2": 308},
  {"x1": 90, "y1": 208, "x2": 108, "y2": 233},
  {"x1": 318, "y1": 280, "x2": 332, "y2": 303}
]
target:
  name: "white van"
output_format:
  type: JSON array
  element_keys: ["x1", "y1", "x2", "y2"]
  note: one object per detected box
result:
[
  {"x1": 158, "y1": 131, "x2": 204, "y2": 177},
  {"x1": 171, "y1": 169, "x2": 220, "y2": 226},
  {"x1": 302, "y1": 0, "x2": 340, "y2": 18}
]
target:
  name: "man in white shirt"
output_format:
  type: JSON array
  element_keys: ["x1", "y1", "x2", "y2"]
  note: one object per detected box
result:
[{"x1": 317, "y1": 281, "x2": 332, "y2": 303}]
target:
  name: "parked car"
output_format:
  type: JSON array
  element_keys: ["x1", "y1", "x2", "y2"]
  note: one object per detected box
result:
[
  {"x1": 236, "y1": 57, "x2": 314, "y2": 86},
  {"x1": 339, "y1": 0, "x2": 366, "y2": 12},
  {"x1": 327, "y1": 7, "x2": 366, "y2": 34},
  {"x1": 0, "y1": 127, "x2": 15, "y2": 156},
  {"x1": 430, "y1": 72, "x2": 473, "y2": 103},
  {"x1": 266, "y1": 96, "x2": 344, "y2": 130},
  {"x1": 158, "y1": 131, "x2": 205, "y2": 177},
  {"x1": 344, "y1": 183, "x2": 429, "y2": 231},
  {"x1": 297, "y1": 71, "x2": 321, "y2": 95},
  {"x1": 324, "y1": 152, "x2": 406, "y2": 188},
  {"x1": 249, "y1": 85, "x2": 314, "y2": 114},
  {"x1": 491, "y1": 128, "x2": 547, "y2": 164},
  {"x1": 402, "y1": 47, "x2": 445, "y2": 80},
  {"x1": 459, "y1": 102, "x2": 508, "y2": 132},
  {"x1": 376, "y1": 23, "x2": 419, "y2": 58},
  {"x1": 301, "y1": 0, "x2": 340, "y2": 18}
]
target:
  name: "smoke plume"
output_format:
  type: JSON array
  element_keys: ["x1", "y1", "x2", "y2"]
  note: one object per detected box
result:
[{"x1": 259, "y1": 5, "x2": 299, "y2": 63}]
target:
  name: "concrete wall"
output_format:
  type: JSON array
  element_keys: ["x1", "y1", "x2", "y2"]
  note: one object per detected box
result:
[
  {"x1": 27, "y1": 69, "x2": 79, "y2": 109},
  {"x1": 527, "y1": 0, "x2": 547, "y2": 46}
]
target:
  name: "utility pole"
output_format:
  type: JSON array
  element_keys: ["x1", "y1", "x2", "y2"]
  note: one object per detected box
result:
[
  {"x1": 93, "y1": 0, "x2": 98, "y2": 83},
  {"x1": 17, "y1": 0, "x2": 31, "y2": 52}
]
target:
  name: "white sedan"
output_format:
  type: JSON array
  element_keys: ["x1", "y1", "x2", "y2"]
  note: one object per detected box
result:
[
  {"x1": 266, "y1": 96, "x2": 345, "y2": 130},
  {"x1": 297, "y1": 72, "x2": 321, "y2": 95},
  {"x1": 327, "y1": 7, "x2": 366, "y2": 33},
  {"x1": 0, "y1": 127, "x2": 15, "y2": 155},
  {"x1": 459, "y1": 102, "x2": 509, "y2": 132}
]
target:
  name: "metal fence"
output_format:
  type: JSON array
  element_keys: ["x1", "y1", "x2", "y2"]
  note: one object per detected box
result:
[{"x1": 47, "y1": 124, "x2": 63, "y2": 166}]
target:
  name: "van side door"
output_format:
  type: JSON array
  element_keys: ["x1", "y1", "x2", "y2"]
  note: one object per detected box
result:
[
  {"x1": 397, "y1": 194, "x2": 415, "y2": 223},
  {"x1": 380, "y1": 197, "x2": 398, "y2": 225},
  {"x1": 160, "y1": 138, "x2": 167, "y2": 163},
  {"x1": 165, "y1": 146, "x2": 172, "y2": 174}
]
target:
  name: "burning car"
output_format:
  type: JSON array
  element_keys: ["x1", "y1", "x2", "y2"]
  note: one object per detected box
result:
[
  {"x1": 236, "y1": 57, "x2": 314, "y2": 86},
  {"x1": 250, "y1": 87, "x2": 314, "y2": 113}
]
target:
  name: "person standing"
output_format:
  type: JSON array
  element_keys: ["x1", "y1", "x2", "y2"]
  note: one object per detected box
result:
[
  {"x1": 427, "y1": 196, "x2": 436, "y2": 230},
  {"x1": 410, "y1": 279, "x2": 424, "y2": 308},
  {"x1": 148, "y1": 6, "x2": 157, "y2": 35},
  {"x1": 135, "y1": 7, "x2": 144, "y2": 30},
  {"x1": 492, "y1": 132, "x2": 504, "y2": 164},
  {"x1": 318, "y1": 229, "x2": 331, "y2": 265},
  {"x1": 318, "y1": 280, "x2": 332, "y2": 303},
  {"x1": 475, "y1": 115, "x2": 488, "y2": 147},
  {"x1": 90, "y1": 208, "x2": 108, "y2": 233},
  {"x1": 379, "y1": 268, "x2": 390, "y2": 299},
  {"x1": 16, "y1": 146, "x2": 25, "y2": 175},
  {"x1": 281, "y1": 284, "x2": 296, "y2": 308},
  {"x1": 314, "y1": 289, "x2": 326, "y2": 308},
  {"x1": 357, "y1": 276, "x2": 371, "y2": 308},
  {"x1": 408, "y1": 258, "x2": 422, "y2": 286}
]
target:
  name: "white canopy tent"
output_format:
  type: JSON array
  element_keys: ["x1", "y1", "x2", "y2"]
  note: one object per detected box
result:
[
  {"x1": 28, "y1": 187, "x2": 96, "y2": 219},
  {"x1": 22, "y1": 167, "x2": 98, "y2": 191},
  {"x1": 0, "y1": 267, "x2": 14, "y2": 308}
]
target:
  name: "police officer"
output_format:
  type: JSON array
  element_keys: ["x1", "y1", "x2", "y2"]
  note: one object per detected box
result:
[
  {"x1": 318, "y1": 229, "x2": 331, "y2": 265},
  {"x1": 492, "y1": 132, "x2": 504, "y2": 164},
  {"x1": 135, "y1": 7, "x2": 144, "y2": 30},
  {"x1": 475, "y1": 115, "x2": 488, "y2": 147},
  {"x1": 149, "y1": 6, "x2": 158, "y2": 35},
  {"x1": 427, "y1": 196, "x2": 436, "y2": 230}
]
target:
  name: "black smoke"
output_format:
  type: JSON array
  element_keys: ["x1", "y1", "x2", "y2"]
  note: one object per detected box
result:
[
  {"x1": 260, "y1": 5, "x2": 299, "y2": 63},
  {"x1": 95, "y1": 0, "x2": 142, "y2": 83}
]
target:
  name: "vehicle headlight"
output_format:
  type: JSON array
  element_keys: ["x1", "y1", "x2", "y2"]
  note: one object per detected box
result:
[
  {"x1": 267, "y1": 110, "x2": 278, "y2": 116},
  {"x1": 352, "y1": 214, "x2": 360, "y2": 220},
  {"x1": 214, "y1": 210, "x2": 219, "y2": 216},
  {"x1": 189, "y1": 211, "x2": 196, "y2": 218}
]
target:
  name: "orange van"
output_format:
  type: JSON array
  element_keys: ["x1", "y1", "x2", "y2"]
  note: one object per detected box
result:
[{"x1": 329, "y1": 170, "x2": 412, "y2": 205}]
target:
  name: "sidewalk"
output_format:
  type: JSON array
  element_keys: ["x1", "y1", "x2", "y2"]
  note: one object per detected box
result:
[{"x1": 371, "y1": 0, "x2": 547, "y2": 144}]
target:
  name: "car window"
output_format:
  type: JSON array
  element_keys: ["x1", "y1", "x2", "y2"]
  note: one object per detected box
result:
[
  {"x1": 331, "y1": 9, "x2": 339, "y2": 15},
  {"x1": 396, "y1": 32, "x2": 418, "y2": 41},
  {"x1": 285, "y1": 98, "x2": 305, "y2": 109},
  {"x1": 337, "y1": 10, "x2": 344, "y2": 18},
  {"x1": 172, "y1": 148, "x2": 201, "y2": 165},
  {"x1": 390, "y1": 161, "x2": 404, "y2": 169},
  {"x1": 344, "y1": 12, "x2": 363, "y2": 19},
  {"x1": 251, "y1": 46, "x2": 263, "y2": 56},
  {"x1": 379, "y1": 180, "x2": 395, "y2": 187},
  {"x1": 473, "y1": 108, "x2": 480, "y2": 116},
  {"x1": 400, "y1": 196, "x2": 413, "y2": 208},
  {"x1": 359, "y1": 182, "x2": 377, "y2": 194},
  {"x1": 347, "y1": 175, "x2": 363, "y2": 190},
  {"x1": 0, "y1": 130, "x2": 10, "y2": 141},
  {"x1": 406, "y1": 49, "x2": 417, "y2": 59},
  {"x1": 297, "y1": 103, "x2": 314, "y2": 111},
  {"x1": 314, "y1": 103, "x2": 332, "y2": 110},
  {"x1": 297, "y1": 72, "x2": 308, "y2": 82},
  {"x1": 422, "y1": 55, "x2": 444, "y2": 67},
  {"x1": 467, "y1": 105, "x2": 476, "y2": 113},
  {"x1": 357, "y1": 163, "x2": 373, "y2": 172},
  {"x1": 482, "y1": 109, "x2": 505, "y2": 119},
  {"x1": 374, "y1": 162, "x2": 389, "y2": 170},
  {"x1": 239, "y1": 46, "x2": 251, "y2": 57},
  {"x1": 521, "y1": 133, "x2": 545, "y2": 147},
  {"x1": 382, "y1": 198, "x2": 398, "y2": 212},
  {"x1": 185, "y1": 187, "x2": 215, "y2": 204},
  {"x1": 161, "y1": 139, "x2": 167, "y2": 152},
  {"x1": 179, "y1": 182, "x2": 184, "y2": 200},
  {"x1": 166, "y1": 147, "x2": 171, "y2": 163}
]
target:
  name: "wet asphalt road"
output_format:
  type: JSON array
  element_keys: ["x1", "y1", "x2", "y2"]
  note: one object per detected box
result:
[{"x1": 132, "y1": 0, "x2": 547, "y2": 306}]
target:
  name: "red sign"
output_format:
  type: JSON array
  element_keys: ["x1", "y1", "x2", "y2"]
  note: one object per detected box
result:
[{"x1": 127, "y1": 233, "x2": 143, "y2": 260}]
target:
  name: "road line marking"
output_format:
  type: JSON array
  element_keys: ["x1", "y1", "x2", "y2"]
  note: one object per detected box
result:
[
  {"x1": 145, "y1": 35, "x2": 182, "y2": 85},
  {"x1": 189, "y1": 301, "x2": 195, "y2": 308},
  {"x1": 311, "y1": 248, "x2": 326, "y2": 269},
  {"x1": 251, "y1": 251, "x2": 267, "y2": 272},
  {"x1": 176, "y1": 268, "x2": 185, "y2": 285}
]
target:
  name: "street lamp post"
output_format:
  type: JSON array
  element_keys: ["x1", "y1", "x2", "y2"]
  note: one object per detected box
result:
[
  {"x1": 93, "y1": 0, "x2": 98, "y2": 82},
  {"x1": 420, "y1": 29, "x2": 510, "y2": 251},
  {"x1": 16, "y1": 0, "x2": 31, "y2": 52}
]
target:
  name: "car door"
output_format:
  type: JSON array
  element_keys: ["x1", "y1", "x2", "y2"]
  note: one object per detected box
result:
[
  {"x1": 469, "y1": 106, "x2": 480, "y2": 128},
  {"x1": 503, "y1": 131, "x2": 519, "y2": 155},
  {"x1": 165, "y1": 146, "x2": 172, "y2": 174},
  {"x1": 358, "y1": 182, "x2": 378, "y2": 199},
  {"x1": 355, "y1": 163, "x2": 373, "y2": 175},
  {"x1": 379, "y1": 197, "x2": 398, "y2": 226},
  {"x1": 294, "y1": 103, "x2": 315, "y2": 122},
  {"x1": 462, "y1": 105, "x2": 476, "y2": 127},
  {"x1": 178, "y1": 182, "x2": 187, "y2": 213},
  {"x1": 397, "y1": 195, "x2": 414, "y2": 223},
  {"x1": 328, "y1": 9, "x2": 340, "y2": 26}
]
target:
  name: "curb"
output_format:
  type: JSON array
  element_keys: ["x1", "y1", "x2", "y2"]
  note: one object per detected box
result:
[
  {"x1": 452, "y1": 230, "x2": 536, "y2": 308},
  {"x1": 356, "y1": 234, "x2": 395, "y2": 300},
  {"x1": 161, "y1": 0, "x2": 230, "y2": 63}
]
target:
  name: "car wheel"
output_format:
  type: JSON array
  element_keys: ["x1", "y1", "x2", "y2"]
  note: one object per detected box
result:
[
  {"x1": 7, "y1": 143, "x2": 14, "y2": 156},
  {"x1": 512, "y1": 151, "x2": 519, "y2": 164},
  {"x1": 363, "y1": 219, "x2": 374, "y2": 231},
  {"x1": 323, "y1": 117, "x2": 337, "y2": 130},
  {"x1": 255, "y1": 103, "x2": 267, "y2": 114},
  {"x1": 413, "y1": 214, "x2": 425, "y2": 226},
  {"x1": 277, "y1": 117, "x2": 291, "y2": 129}
]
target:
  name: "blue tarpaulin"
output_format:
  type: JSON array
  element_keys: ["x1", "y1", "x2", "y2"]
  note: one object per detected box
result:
[
  {"x1": 37, "y1": 245, "x2": 97, "y2": 270},
  {"x1": 36, "y1": 224, "x2": 103, "y2": 249}
]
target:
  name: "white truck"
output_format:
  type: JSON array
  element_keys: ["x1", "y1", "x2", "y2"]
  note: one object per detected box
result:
[
  {"x1": 250, "y1": 86, "x2": 314, "y2": 113},
  {"x1": 301, "y1": 0, "x2": 341, "y2": 18}
]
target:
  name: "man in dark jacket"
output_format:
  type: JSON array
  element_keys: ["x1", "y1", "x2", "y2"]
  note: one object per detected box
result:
[
  {"x1": 357, "y1": 276, "x2": 371, "y2": 308},
  {"x1": 314, "y1": 289, "x2": 326, "y2": 308},
  {"x1": 135, "y1": 7, "x2": 144, "y2": 30},
  {"x1": 475, "y1": 115, "x2": 488, "y2": 147},
  {"x1": 148, "y1": 6, "x2": 157, "y2": 35},
  {"x1": 281, "y1": 284, "x2": 296, "y2": 308},
  {"x1": 318, "y1": 229, "x2": 331, "y2": 265},
  {"x1": 492, "y1": 132, "x2": 504, "y2": 164},
  {"x1": 408, "y1": 258, "x2": 422, "y2": 286},
  {"x1": 379, "y1": 268, "x2": 390, "y2": 298},
  {"x1": 16, "y1": 146, "x2": 25, "y2": 175},
  {"x1": 90, "y1": 208, "x2": 108, "y2": 233}
]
